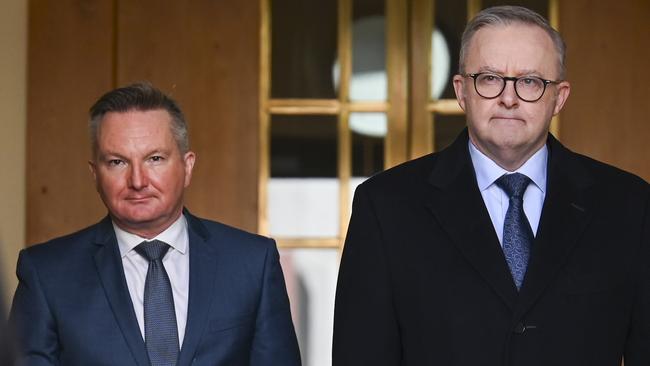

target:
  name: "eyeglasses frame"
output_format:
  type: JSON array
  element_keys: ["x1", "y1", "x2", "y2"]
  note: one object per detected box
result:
[{"x1": 463, "y1": 72, "x2": 563, "y2": 102}]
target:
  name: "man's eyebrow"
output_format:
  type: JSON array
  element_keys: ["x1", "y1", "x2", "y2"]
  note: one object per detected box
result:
[
  {"x1": 146, "y1": 148, "x2": 171, "y2": 157},
  {"x1": 516, "y1": 69, "x2": 542, "y2": 76},
  {"x1": 475, "y1": 66, "x2": 542, "y2": 76},
  {"x1": 477, "y1": 66, "x2": 503, "y2": 74},
  {"x1": 98, "y1": 151, "x2": 126, "y2": 160}
]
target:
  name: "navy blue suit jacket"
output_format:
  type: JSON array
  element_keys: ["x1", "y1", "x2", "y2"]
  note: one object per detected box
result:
[{"x1": 10, "y1": 211, "x2": 301, "y2": 366}]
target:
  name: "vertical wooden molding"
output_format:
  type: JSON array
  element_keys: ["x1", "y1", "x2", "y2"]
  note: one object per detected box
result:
[
  {"x1": 337, "y1": 0, "x2": 352, "y2": 250},
  {"x1": 409, "y1": 0, "x2": 434, "y2": 159},
  {"x1": 385, "y1": 0, "x2": 409, "y2": 168},
  {"x1": 467, "y1": 0, "x2": 481, "y2": 21},
  {"x1": 338, "y1": 0, "x2": 352, "y2": 105},
  {"x1": 258, "y1": 0, "x2": 271, "y2": 235}
]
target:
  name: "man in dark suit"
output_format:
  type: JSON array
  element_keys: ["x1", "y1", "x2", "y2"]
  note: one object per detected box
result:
[
  {"x1": 333, "y1": 5, "x2": 650, "y2": 366},
  {"x1": 10, "y1": 83, "x2": 301, "y2": 365}
]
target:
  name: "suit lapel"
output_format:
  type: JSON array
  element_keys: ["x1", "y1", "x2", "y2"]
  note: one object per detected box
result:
[
  {"x1": 92, "y1": 217, "x2": 150, "y2": 366},
  {"x1": 177, "y1": 212, "x2": 218, "y2": 366},
  {"x1": 425, "y1": 131, "x2": 518, "y2": 310},
  {"x1": 513, "y1": 135, "x2": 596, "y2": 320}
]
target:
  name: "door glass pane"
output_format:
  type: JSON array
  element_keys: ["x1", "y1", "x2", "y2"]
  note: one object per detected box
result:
[
  {"x1": 280, "y1": 248, "x2": 339, "y2": 366},
  {"x1": 333, "y1": 0, "x2": 387, "y2": 101},
  {"x1": 271, "y1": 0, "x2": 338, "y2": 99},
  {"x1": 433, "y1": 113, "x2": 466, "y2": 151},
  {"x1": 351, "y1": 112, "x2": 385, "y2": 176},
  {"x1": 431, "y1": 0, "x2": 466, "y2": 100},
  {"x1": 269, "y1": 115, "x2": 339, "y2": 238},
  {"x1": 350, "y1": 112, "x2": 385, "y2": 200}
]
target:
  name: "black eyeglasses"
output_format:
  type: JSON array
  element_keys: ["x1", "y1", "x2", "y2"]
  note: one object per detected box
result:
[{"x1": 463, "y1": 72, "x2": 562, "y2": 102}]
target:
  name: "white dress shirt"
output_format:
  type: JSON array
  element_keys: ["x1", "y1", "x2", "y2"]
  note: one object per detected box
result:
[
  {"x1": 113, "y1": 214, "x2": 190, "y2": 347},
  {"x1": 468, "y1": 141, "x2": 548, "y2": 245}
]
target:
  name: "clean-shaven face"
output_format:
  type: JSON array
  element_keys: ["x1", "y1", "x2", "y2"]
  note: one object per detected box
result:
[
  {"x1": 453, "y1": 23, "x2": 570, "y2": 170},
  {"x1": 89, "y1": 109, "x2": 195, "y2": 238}
]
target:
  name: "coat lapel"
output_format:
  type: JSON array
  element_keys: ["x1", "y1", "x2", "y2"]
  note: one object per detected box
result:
[
  {"x1": 176, "y1": 212, "x2": 218, "y2": 366},
  {"x1": 92, "y1": 217, "x2": 150, "y2": 366},
  {"x1": 425, "y1": 131, "x2": 597, "y2": 322},
  {"x1": 425, "y1": 131, "x2": 518, "y2": 310},
  {"x1": 513, "y1": 135, "x2": 596, "y2": 320}
]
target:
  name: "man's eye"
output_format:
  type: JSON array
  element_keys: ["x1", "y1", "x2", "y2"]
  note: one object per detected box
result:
[
  {"x1": 479, "y1": 74, "x2": 501, "y2": 83},
  {"x1": 150, "y1": 156, "x2": 164, "y2": 162},
  {"x1": 519, "y1": 77, "x2": 542, "y2": 89},
  {"x1": 108, "y1": 159, "x2": 124, "y2": 166}
]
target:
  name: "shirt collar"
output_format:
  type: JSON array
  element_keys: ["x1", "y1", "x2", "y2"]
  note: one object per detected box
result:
[
  {"x1": 469, "y1": 140, "x2": 548, "y2": 193},
  {"x1": 114, "y1": 214, "x2": 188, "y2": 258}
]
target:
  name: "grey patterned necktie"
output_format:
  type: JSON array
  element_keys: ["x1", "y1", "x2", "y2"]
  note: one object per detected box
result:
[
  {"x1": 135, "y1": 240, "x2": 179, "y2": 366},
  {"x1": 496, "y1": 173, "x2": 534, "y2": 291}
]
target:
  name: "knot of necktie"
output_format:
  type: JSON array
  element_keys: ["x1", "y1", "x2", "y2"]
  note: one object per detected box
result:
[
  {"x1": 135, "y1": 240, "x2": 171, "y2": 262},
  {"x1": 496, "y1": 172, "x2": 531, "y2": 199}
]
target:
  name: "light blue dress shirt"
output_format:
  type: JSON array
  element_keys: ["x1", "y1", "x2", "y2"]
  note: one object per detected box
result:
[
  {"x1": 468, "y1": 141, "x2": 547, "y2": 246},
  {"x1": 114, "y1": 214, "x2": 190, "y2": 346}
]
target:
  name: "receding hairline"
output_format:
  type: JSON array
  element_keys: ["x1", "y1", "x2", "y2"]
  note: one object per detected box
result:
[
  {"x1": 88, "y1": 82, "x2": 190, "y2": 159},
  {"x1": 464, "y1": 22, "x2": 562, "y2": 74},
  {"x1": 95, "y1": 106, "x2": 172, "y2": 120},
  {"x1": 458, "y1": 6, "x2": 566, "y2": 80},
  {"x1": 90, "y1": 107, "x2": 187, "y2": 159}
]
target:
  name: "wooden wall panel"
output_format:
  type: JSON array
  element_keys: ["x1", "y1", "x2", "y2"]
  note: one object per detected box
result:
[
  {"x1": 27, "y1": 0, "x2": 260, "y2": 245},
  {"x1": 559, "y1": 0, "x2": 650, "y2": 182},
  {"x1": 117, "y1": 0, "x2": 260, "y2": 232},
  {"x1": 27, "y1": 0, "x2": 114, "y2": 244}
]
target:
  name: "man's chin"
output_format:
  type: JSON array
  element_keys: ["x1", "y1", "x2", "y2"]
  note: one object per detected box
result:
[
  {"x1": 487, "y1": 129, "x2": 531, "y2": 150},
  {"x1": 112, "y1": 211, "x2": 162, "y2": 229}
]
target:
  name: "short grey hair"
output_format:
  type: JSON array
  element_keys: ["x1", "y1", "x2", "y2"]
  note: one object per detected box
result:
[
  {"x1": 459, "y1": 5, "x2": 566, "y2": 79},
  {"x1": 89, "y1": 82, "x2": 189, "y2": 157}
]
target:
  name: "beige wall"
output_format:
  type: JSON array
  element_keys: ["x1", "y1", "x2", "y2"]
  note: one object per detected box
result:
[{"x1": 0, "y1": 0, "x2": 27, "y2": 307}]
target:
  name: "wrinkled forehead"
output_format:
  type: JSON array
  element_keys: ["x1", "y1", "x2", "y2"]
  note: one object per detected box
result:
[
  {"x1": 97, "y1": 110, "x2": 175, "y2": 144},
  {"x1": 467, "y1": 23, "x2": 560, "y2": 77}
]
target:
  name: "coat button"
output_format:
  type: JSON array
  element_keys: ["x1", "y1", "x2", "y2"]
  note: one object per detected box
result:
[{"x1": 513, "y1": 322, "x2": 526, "y2": 334}]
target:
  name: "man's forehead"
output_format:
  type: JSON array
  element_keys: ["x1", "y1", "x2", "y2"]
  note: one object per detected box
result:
[
  {"x1": 471, "y1": 22, "x2": 553, "y2": 47},
  {"x1": 102, "y1": 108, "x2": 172, "y2": 122},
  {"x1": 98, "y1": 109, "x2": 173, "y2": 134},
  {"x1": 97, "y1": 110, "x2": 176, "y2": 144},
  {"x1": 466, "y1": 23, "x2": 558, "y2": 75}
]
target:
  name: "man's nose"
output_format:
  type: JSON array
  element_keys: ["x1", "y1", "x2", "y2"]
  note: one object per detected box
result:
[
  {"x1": 128, "y1": 163, "x2": 149, "y2": 189},
  {"x1": 498, "y1": 80, "x2": 519, "y2": 108}
]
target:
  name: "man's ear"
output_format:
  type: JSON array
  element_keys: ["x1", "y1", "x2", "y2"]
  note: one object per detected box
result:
[
  {"x1": 182, "y1": 151, "x2": 196, "y2": 188},
  {"x1": 553, "y1": 80, "x2": 571, "y2": 115},
  {"x1": 88, "y1": 160, "x2": 97, "y2": 182},
  {"x1": 453, "y1": 74, "x2": 468, "y2": 112}
]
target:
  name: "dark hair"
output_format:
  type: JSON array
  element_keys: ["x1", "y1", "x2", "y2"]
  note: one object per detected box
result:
[
  {"x1": 89, "y1": 82, "x2": 189, "y2": 157},
  {"x1": 459, "y1": 5, "x2": 566, "y2": 79}
]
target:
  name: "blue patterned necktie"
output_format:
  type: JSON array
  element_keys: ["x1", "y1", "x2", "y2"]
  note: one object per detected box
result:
[
  {"x1": 135, "y1": 240, "x2": 179, "y2": 366},
  {"x1": 496, "y1": 173, "x2": 534, "y2": 291}
]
